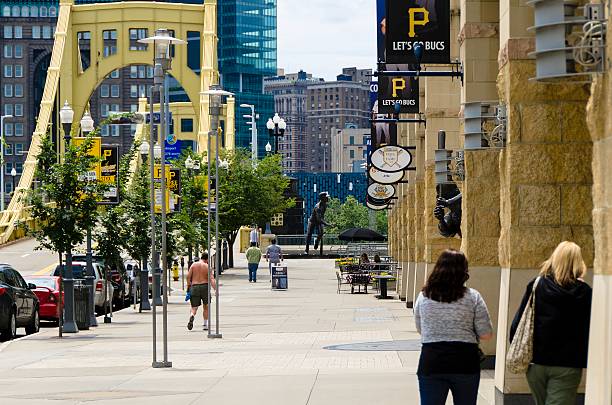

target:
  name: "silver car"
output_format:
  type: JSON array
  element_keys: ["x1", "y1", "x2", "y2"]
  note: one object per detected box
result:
[{"x1": 53, "y1": 262, "x2": 114, "y2": 311}]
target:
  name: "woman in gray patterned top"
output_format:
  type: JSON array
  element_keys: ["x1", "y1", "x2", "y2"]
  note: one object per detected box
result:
[{"x1": 414, "y1": 249, "x2": 493, "y2": 405}]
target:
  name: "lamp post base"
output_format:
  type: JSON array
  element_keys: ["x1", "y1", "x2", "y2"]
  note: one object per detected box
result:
[
  {"x1": 152, "y1": 361, "x2": 173, "y2": 368},
  {"x1": 207, "y1": 333, "x2": 223, "y2": 339},
  {"x1": 62, "y1": 320, "x2": 79, "y2": 334}
]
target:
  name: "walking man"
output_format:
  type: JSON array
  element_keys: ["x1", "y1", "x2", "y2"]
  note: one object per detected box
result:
[
  {"x1": 186, "y1": 253, "x2": 216, "y2": 331},
  {"x1": 246, "y1": 242, "x2": 262, "y2": 283},
  {"x1": 265, "y1": 239, "x2": 283, "y2": 281},
  {"x1": 250, "y1": 224, "x2": 259, "y2": 247}
]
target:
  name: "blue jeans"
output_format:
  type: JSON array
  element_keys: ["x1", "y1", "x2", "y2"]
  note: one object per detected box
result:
[
  {"x1": 248, "y1": 263, "x2": 259, "y2": 282},
  {"x1": 418, "y1": 373, "x2": 480, "y2": 405}
]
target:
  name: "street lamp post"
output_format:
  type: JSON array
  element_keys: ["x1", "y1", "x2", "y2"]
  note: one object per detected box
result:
[
  {"x1": 265, "y1": 142, "x2": 272, "y2": 155},
  {"x1": 1, "y1": 114, "x2": 13, "y2": 212},
  {"x1": 240, "y1": 104, "x2": 257, "y2": 165},
  {"x1": 321, "y1": 142, "x2": 329, "y2": 172},
  {"x1": 80, "y1": 110, "x2": 98, "y2": 327},
  {"x1": 59, "y1": 100, "x2": 78, "y2": 334},
  {"x1": 266, "y1": 113, "x2": 286, "y2": 154},
  {"x1": 185, "y1": 156, "x2": 201, "y2": 270},
  {"x1": 139, "y1": 28, "x2": 185, "y2": 369},
  {"x1": 204, "y1": 85, "x2": 233, "y2": 340},
  {"x1": 138, "y1": 140, "x2": 152, "y2": 313},
  {"x1": 10, "y1": 167, "x2": 16, "y2": 197}
]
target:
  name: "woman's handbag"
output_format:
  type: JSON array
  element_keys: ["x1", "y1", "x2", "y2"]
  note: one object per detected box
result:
[{"x1": 506, "y1": 277, "x2": 541, "y2": 374}]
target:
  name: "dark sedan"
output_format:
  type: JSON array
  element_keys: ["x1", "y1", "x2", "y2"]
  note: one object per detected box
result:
[{"x1": 0, "y1": 265, "x2": 40, "y2": 340}]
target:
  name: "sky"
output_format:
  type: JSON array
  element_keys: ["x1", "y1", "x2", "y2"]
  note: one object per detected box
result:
[{"x1": 277, "y1": 0, "x2": 377, "y2": 81}]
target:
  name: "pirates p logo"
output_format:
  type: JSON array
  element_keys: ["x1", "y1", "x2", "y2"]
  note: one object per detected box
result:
[
  {"x1": 408, "y1": 7, "x2": 429, "y2": 37},
  {"x1": 392, "y1": 78, "x2": 406, "y2": 98}
]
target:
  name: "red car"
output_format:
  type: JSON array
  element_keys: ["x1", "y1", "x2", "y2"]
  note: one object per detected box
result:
[{"x1": 24, "y1": 276, "x2": 61, "y2": 322}]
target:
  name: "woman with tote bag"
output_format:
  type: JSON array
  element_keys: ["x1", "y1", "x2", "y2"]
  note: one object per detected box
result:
[
  {"x1": 414, "y1": 249, "x2": 493, "y2": 405},
  {"x1": 509, "y1": 241, "x2": 592, "y2": 405}
]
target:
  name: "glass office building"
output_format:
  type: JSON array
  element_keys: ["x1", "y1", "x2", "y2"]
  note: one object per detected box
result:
[{"x1": 218, "y1": 0, "x2": 277, "y2": 157}]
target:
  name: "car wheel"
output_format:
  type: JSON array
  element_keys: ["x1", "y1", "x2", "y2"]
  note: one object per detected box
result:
[
  {"x1": 1, "y1": 310, "x2": 17, "y2": 341},
  {"x1": 25, "y1": 308, "x2": 40, "y2": 335}
]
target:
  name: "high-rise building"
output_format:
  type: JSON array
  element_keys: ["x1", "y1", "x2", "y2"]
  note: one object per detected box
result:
[
  {"x1": 264, "y1": 70, "x2": 323, "y2": 173},
  {"x1": 306, "y1": 71, "x2": 371, "y2": 172},
  {"x1": 331, "y1": 128, "x2": 369, "y2": 173},
  {"x1": 218, "y1": 0, "x2": 277, "y2": 158},
  {"x1": 0, "y1": 2, "x2": 59, "y2": 205}
]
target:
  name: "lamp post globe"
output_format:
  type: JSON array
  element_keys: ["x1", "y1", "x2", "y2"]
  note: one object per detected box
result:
[
  {"x1": 153, "y1": 143, "x2": 162, "y2": 160},
  {"x1": 140, "y1": 140, "x2": 150, "y2": 157},
  {"x1": 60, "y1": 100, "x2": 74, "y2": 143},
  {"x1": 80, "y1": 111, "x2": 95, "y2": 134},
  {"x1": 266, "y1": 118, "x2": 274, "y2": 130},
  {"x1": 265, "y1": 142, "x2": 272, "y2": 154}
]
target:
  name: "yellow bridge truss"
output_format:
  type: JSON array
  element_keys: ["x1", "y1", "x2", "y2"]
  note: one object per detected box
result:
[{"x1": 0, "y1": 0, "x2": 234, "y2": 244}]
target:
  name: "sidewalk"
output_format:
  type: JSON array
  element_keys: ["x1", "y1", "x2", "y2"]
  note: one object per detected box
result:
[{"x1": 0, "y1": 256, "x2": 495, "y2": 404}]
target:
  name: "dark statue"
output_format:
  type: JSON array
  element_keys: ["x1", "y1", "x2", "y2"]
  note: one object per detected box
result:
[
  {"x1": 304, "y1": 192, "x2": 330, "y2": 255},
  {"x1": 434, "y1": 183, "x2": 462, "y2": 238}
]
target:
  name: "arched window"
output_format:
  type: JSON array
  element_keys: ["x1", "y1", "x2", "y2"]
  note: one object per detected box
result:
[
  {"x1": 30, "y1": 6, "x2": 38, "y2": 17},
  {"x1": 40, "y1": 6, "x2": 47, "y2": 17},
  {"x1": 49, "y1": 6, "x2": 56, "y2": 17},
  {"x1": 21, "y1": 6, "x2": 29, "y2": 17},
  {"x1": 11, "y1": 6, "x2": 19, "y2": 17},
  {"x1": 2, "y1": 6, "x2": 10, "y2": 17}
]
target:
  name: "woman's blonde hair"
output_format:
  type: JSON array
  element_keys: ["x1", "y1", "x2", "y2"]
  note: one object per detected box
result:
[{"x1": 540, "y1": 241, "x2": 587, "y2": 287}]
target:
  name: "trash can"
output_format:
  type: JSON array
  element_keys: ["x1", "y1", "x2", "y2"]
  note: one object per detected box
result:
[
  {"x1": 74, "y1": 282, "x2": 90, "y2": 330},
  {"x1": 271, "y1": 263, "x2": 288, "y2": 290}
]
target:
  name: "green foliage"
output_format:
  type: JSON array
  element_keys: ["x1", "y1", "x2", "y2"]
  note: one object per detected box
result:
[
  {"x1": 325, "y1": 196, "x2": 369, "y2": 233},
  {"x1": 118, "y1": 159, "x2": 151, "y2": 264},
  {"x1": 376, "y1": 210, "x2": 388, "y2": 235},
  {"x1": 28, "y1": 132, "x2": 107, "y2": 255},
  {"x1": 216, "y1": 150, "x2": 295, "y2": 244}
]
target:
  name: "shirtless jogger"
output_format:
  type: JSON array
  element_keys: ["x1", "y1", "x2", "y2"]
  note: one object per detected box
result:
[{"x1": 186, "y1": 253, "x2": 216, "y2": 331}]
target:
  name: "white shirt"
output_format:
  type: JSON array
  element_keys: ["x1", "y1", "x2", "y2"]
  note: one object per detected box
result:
[{"x1": 250, "y1": 229, "x2": 258, "y2": 243}]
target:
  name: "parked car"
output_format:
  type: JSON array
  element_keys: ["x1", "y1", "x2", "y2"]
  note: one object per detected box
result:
[
  {"x1": 73, "y1": 255, "x2": 130, "y2": 309},
  {"x1": 23, "y1": 276, "x2": 61, "y2": 322},
  {"x1": 53, "y1": 262, "x2": 113, "y2": 314},
  {"x1": 0, "y1": 264, "x2": 40, "y2": 340}
]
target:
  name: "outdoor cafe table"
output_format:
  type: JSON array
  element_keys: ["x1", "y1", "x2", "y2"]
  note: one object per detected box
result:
[{"x1": 372, "y1": 275, "x2": 395, "y2": 299}]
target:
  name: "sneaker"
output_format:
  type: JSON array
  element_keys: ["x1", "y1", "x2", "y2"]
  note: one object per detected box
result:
[
  {"x1": 187, "y1": 315, "x2": 194, "y2": 331},
  {"x1": 203, "y1": 323, "x2": 208, "y2": 331}
]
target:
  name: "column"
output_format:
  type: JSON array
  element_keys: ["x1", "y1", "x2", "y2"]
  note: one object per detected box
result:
[
  {"x1": 494, "y1": 5, "x2": 593, "y2": 400},
  {"x1": 584, "y1": 48, "x2": 612, "y2": 404},
  {"x1": 458, "y1": 0, "x2": 501, "y2": 365}
]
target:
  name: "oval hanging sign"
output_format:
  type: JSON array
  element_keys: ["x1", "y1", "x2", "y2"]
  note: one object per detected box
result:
[
  {"x1": 367, "y1": 201, "x2": 389, "y2": 210},
  {"x1": 367, "y1": 183, "x2": 396, "y2": 200},
  {"x1": 369, "y1": 167, "x2": 404, "y2": 184},
  {"x1": 370, "y1": 146, "x2": 412, "y2": 173}
]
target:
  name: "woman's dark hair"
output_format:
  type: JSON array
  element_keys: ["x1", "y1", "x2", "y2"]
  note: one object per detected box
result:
[{"x1": 422, "y1": 249, "x2": 469, "y2": 303}]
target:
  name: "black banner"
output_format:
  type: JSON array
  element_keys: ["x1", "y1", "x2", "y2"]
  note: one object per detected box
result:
[
  {"x1": 100, "y1": 145, "x2": 119, "y2": 205},
  {"x1": 385, "y1": 0, "x2": 451, "y2": 64},
  {"x1": 377, "y1": 75, "x2": 419, "y2": 114}
]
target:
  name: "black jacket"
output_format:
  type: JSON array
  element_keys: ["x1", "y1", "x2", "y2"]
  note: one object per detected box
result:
[{"x1": 510, "y1": 276, "x2": 592, "y2": 369}]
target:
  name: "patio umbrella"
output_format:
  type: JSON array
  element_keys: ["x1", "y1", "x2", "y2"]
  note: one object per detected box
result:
[{"x1": 338, "y1": 228, "x2": 386, "y2": 242}]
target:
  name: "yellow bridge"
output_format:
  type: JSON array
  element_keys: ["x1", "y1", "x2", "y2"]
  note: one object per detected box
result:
[{"x1": 0, "y1": 0, "x2": 234, "y2": 245}]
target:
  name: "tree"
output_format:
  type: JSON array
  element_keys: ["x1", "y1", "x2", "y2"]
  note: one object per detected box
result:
[
  {"x1": 29, "y1": 132, "x2": 105, "y2": 260},
  {"x1": 119, "y1": 160, "x2": 151, "y2": 267},
  {"x1": 325, "y1": 196, "x2": 369, "y2": 233},
  {"x1": 376, "y1": 210, "x2": 388, "y2": 235},
  {"x1": 215, "y1": 150, "x2": 294, "y2": 267}
]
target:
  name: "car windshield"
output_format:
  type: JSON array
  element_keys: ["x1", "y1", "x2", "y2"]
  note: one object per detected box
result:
[
  {"x1": 53, "y1": 265, "x2": 86, "y2": 278},
  {"x1": 25, "y1": 277, "x2": 56, "y2": 289}
]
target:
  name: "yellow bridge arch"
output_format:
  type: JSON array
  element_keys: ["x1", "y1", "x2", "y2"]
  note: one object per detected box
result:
[{"x1": 0, "y1": 0, "x2": 234, "y2": 244}]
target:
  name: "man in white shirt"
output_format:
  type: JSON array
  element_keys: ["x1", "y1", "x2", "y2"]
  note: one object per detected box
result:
[{"x1": 250, "y1": 225, "x2": 259, "y2": 247}]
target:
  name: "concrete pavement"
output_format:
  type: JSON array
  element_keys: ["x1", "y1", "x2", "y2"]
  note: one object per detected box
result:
[{"x1": 0, "y1": 255, "x2": 495, "y2": 404}]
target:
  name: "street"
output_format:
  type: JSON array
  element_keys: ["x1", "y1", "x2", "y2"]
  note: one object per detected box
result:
[
  {"x1": 0, "y1": 238, "x2": 58, "y2": 276},
  {"x1": 0, "y1": 253, "x2": 495, "y2": 404}
]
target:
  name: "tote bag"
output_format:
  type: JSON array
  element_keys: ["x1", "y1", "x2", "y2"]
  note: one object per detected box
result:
[{"x1": 506, "y1": 277, "x2": 541, "y2": 374}]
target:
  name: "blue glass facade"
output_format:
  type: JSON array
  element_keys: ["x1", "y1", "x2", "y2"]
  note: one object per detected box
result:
[
  {"x1": 218, "y1": 0, "x2": 277, "y2": 157},
  {"x1": 291, "y1": 172, "x2": 368, "y2": 233}
]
